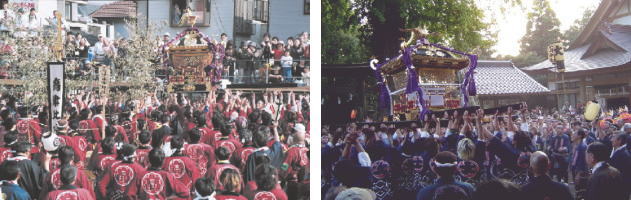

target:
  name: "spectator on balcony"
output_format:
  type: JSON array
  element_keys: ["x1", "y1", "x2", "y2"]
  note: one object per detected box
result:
[
  {"x1": 271, "y1": 37, "x2": 280, "y2": 50},
  {"x1": 27, "y1": 8, "x2": 42, "y2": 36},
  {"x1": 292, "y1": 38, "x2": 306, "y2": 78},
  {"x1": 94, "y1": 35, "x2": 107, "y2": 63},
  {"x1": 65, "y1": 33, "x2": 78, "y2": 58},
  {"x1": 14, "y1": 8, "x2": 28, "y2": 38},
  {"x1": 77, "y1": 35, "x2": 90, "y2": 58},
  {"x1": 224, "y1": 41, "x2": 236, "y2": 81},
  {"x1": 162, "y1": 32, "x2": 170, "y2": 46},
  {"x1": 280, "y1": 51, "x2": 293, "y2": 83},
  {"x1": 0, "y1": 3, "x2": 15, "y2": 34},
  {"x1": 242, "y1": 42, "x2": 258, "y2": 84},
  {"x1": 220, "y1": 33, "x2": 228, "y2": 49},
  {"x1": 261, "y1": 33, "x2": 273, "y2": 61},
  {"x1": 46, "y1": 10, "x2": 68, "y2": 31}
]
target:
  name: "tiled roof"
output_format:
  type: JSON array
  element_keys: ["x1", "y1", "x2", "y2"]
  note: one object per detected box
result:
[
  {"x1": 523, "y1": 24, "x2": 631, "y2": 72},
  {"x1": 90, "y1": 1, "x2": 136, "y2": 18},
  {"x1": 475, "y1": 60, "x2": 550, "y2": 96}
]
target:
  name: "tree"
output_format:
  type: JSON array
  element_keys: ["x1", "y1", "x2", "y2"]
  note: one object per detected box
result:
[
  {"x1": 499, "y1": 51, "x2": 545, "y2": 68},
  {"x1": 519, "y1": 0, "x2": 562, "y2": 58},
  {"x1": 564, "y1": 7, "x2": 594, "y2": 45},
  {"x1": 322, "y1": 0, "x2": 368, "y2": 64},
  {"x1": 355, "y1": 0, "x2": 495, "y2": 59}
]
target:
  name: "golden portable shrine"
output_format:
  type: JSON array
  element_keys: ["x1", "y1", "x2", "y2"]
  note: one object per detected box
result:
[
  {"x1": 161, "y1": 28, "x2": 224, "y2": 93},
  {"x1": 371, "y1": 27, "x2": 478, "y2": 121}
]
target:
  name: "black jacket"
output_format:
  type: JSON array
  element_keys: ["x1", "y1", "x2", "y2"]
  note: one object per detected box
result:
[
  {"x1": 586, "y1": 162, "x2": 627, "y2": 200},
  {"x1": 521, "y1": 175, "x2": 573, "y2": 200},
  {"x1": 151, "y1": 125, "x2": 172, "y2": 148}
]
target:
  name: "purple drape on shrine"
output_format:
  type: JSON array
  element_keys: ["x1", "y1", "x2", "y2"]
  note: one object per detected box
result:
[
  {"x1": 372, "y1": 41, "x2": 478, "y2": 120},
  {"x1": 373, "y1": 62, "x2": 393, "y2": 115}
]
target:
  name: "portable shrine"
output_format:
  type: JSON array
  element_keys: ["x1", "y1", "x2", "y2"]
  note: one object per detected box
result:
[
  {"x1": 160, "y1": 27, "x2": 225, "y2": 93},
  {"x1": 371, "y1": 27, "x2": 478, "y2": 121}
]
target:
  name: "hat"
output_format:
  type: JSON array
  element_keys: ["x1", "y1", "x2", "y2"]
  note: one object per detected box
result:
[
  {"x1": 42, "y1": 132, "x2": 61, "y2": 152},
  {"x1": 163, "y1": 32, "x2": 170, "y2": 36},
  {"x1": 335, "y1": 187, "x2": 376, "y2": 200},
  {"x1": 402, "y1": 156, "x2": 424, "y2": 173},
  {"x1": 370, "y1": 160, "x2": 391, "y2": 179},
  {"x1": 624, "y1": 123, "x2": 631, "y2": 129},
  {"x1": 55, "y1": 119, "x2": 68, "y2": 131},
  {"x1": 293, "y1": 123, "x2": 306, "y2": 134}
]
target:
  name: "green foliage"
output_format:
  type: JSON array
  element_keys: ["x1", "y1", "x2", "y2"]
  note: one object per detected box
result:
[
  {"x1": 322, "y1": 0, "x2": 504, "y2": 63},
  {"x1": 563, "y1": 7, "x2": 595, "y2": 45},
  {"x1": 322, "y1": 30, "x2": 369, "y2": 64},
  {"x1": 499, "y1": 51, "x2": 545, "y2": 68},
  {"x1": 519, "y1": 0, "x2": 562, "y2": 57},
  {"x1": 322, "y1": 0, "x2": 368, "y2": 64},
  {"x1": 357, "y1": 0, "x2": 496, "y2": 58}
]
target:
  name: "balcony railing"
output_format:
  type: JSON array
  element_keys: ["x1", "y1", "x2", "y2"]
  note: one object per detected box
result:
[{"x1": 0, "y1": 58, "x2": 310, "y2": 87}]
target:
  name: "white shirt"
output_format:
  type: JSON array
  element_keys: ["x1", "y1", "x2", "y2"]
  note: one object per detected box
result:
[
  {"x1": 280, "y1": 55, "x2": 293, "y2": 68},
  {"x1": 357, "y1": 152, "x2": 371, "y2": 167},
  {"x1": 94, "y1": 42, "x2": 105, "y2": 55},
  {"x1": 592, "y1": 161, "x2": 605, "y2": 174},
  {"x1": 15, "y1": 13, "x2": 28, "y2": 29},
  {"x1": 27, "y1": 14, "x2": 42, "y2": 29},
  {"x1": 611, "y1": 144, "x2": 627, "y2": 158}
]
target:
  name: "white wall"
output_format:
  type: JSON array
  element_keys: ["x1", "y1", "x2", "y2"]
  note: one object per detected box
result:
[
  {"x1": 268, "y1": 0, "x2": 309, "y2": 41},
  {"x1": 145, "y1": 0, "x2": 234, "y2": 40},
  {"x1": 37, "y1": 0, "x2": 59, "y2": 20}
]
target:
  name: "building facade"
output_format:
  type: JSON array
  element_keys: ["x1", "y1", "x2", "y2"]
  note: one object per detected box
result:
[
  {"x1": 133, "y1": 0, "x2": 309, "y2": 44},
  {"x1": 523, "y1": 0, "x2": 631, "y2": 110}
]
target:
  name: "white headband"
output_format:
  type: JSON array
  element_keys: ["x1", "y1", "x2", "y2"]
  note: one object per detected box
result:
[{"x1": 434, "y1": 160, "x2": 457, "y2": 167}]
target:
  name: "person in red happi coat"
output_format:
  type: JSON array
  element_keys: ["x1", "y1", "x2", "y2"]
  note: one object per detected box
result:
[
  {"x1": 251, "y1": 164, "x2": 288, "y2": 200},
  {"x1": 98, "y1": 144, "x2": 145, "y2": 199},
  {"x1": 135, "y1": 130, "x2": 153, "y2": 167},
  {"x1": 136, "y1": 149, "x2": 190, "y2": 199},
  {"x1": 213, "y1": 168, "x2": 247, "y2": 200},
  {"x1": 79, "y1": 108, "x2": 100, "y2": 142},
  {"x1": 232, "y1": 129, "x2": 255, "y2": 171},
  {"x1": 41, "y1": 146, "x2": 95, "y2": 199},
  {"x1": 207, "y1": 146, "x2": 241, "y2": 191},
  {"x1": 88, "y1": 137, "x2": 117, "y2": 175},
  {"x1": 192, "y1": 177, "x2": 216, "y2": 200},
  {"x1": 163, "y1": 135, "x2": 200, "y2": 192},
  {"x1": 0, "y1": 132, "x2": 18, "y2": 163},
  {"x1": 43, "y1": 165, "x2": 94, "y2": 200},
  {"x1": 196, "y1": 115, "x2": 218, "y2": 147},
  {"x1": 215, "y1": 125, "x2": 242, "y2": 158},
  {"x1": 183, "y1": 128, "x2": 215, "y2": 177}
]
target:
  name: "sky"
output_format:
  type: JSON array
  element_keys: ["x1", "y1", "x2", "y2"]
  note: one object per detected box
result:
[{"x1": 477, "y1": 0, "x2": 601, "y2": 57}]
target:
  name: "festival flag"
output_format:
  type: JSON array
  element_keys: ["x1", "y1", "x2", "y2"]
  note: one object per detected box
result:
[{"x1": 47, "y1": 62, "x2": 65, "y2": 132}]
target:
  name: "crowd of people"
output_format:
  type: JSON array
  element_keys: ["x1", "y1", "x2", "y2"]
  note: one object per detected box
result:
[
  {"x1": 218, "y1": 32, "x2": 311, "y2": 85},
  {"x1": 322, "y1": 104, "x2": 631, "y2": 200},
  {"x1": 0, "y1": 2, "x2": 311, "y2": 87},
  {"x1": 0, "y1": 89, "x2": 310, "y2": 200}
]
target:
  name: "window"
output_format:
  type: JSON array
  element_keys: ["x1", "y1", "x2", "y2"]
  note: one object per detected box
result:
[
  {"x1": 235, "y1": 0, "x2": 269, "y2": 34},
  {"x1": 65, "y1": 2, "x2": 72, "y2": 21},
  {"x1": 170, "y1": 0, "x2": 210, "y2": 27},
  {"x1": 304, "y1": 0, "x2": 310, "y2": 14}
]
